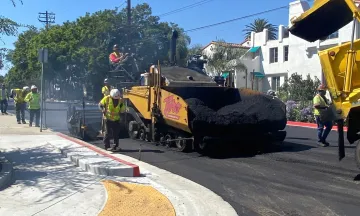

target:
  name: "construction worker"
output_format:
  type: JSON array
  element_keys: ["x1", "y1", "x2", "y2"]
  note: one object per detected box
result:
[
  {"x1": 98, "y1": 89, "x2": 125, "y2": 151},
  {"x1": 24, "y1": 85, "x2": 40, "y2": 127},
  {"x1": 11, "y1": 86, "x2": 30, "y2": 124},
  {"x1": 313, "y1": 84, "x2": 333, "y2": 147},
  {"x1": 267, "y1": 89, "x2": 277, "y2": 97},
  {"x1": 102, "y1": 78, "x2": 111, "y2": 97},
  {"x1": 0, "y1": 83, "x2": 9, "y2": 115},
  {"x1": 109, "y1": 44, "x2": 129, "y2": 67}
]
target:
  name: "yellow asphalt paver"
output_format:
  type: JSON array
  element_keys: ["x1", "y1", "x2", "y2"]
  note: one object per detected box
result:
[{"x1": 99, "y1": 180, "x2": 176, "y2": 216}]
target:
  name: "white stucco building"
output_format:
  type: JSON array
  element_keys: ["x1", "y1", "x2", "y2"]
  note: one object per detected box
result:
[
  {"x1": 201, "y1": 41, "x2": 249, "y2": 77},
  {"x1": 233, "y1": 0, "x2": 360, "y2": 93}
]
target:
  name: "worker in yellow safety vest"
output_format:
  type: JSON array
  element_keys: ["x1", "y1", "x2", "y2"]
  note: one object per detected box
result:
[
  {"x1": 24, "y1": 85, "x2": 41, "y2": 127},
  {"x1": 11, "y1": 86, "x2": 30, "y2": 124},
  {"x1": 102, "y1": 78, "x2": 111, "y2": 97},
  {"x1": 98, "y1": 89, "x2": 125, "y2": 151},
  {"x1": 0, "y1": 83, "x2": 9, "y2": 115},
  {"x1": 313, "y1": 84, "x2": 333, "y2": 147}
]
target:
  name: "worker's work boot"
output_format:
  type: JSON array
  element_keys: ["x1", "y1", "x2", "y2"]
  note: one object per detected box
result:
[
  {"x1": 104, "y1": 143, "x2": 111, "y2": 151},
  {"x1": 322, "y1": 140, "x2": 330, "y2": 147},
  {"x1": 22, "y1": 120, "x2": 26, "y2": 124},
  {"x1": 17, "y1": 121, "x2": 21, "y2": 124},
  {"x1": 110, "y1": 145, "x2": 120, "y2": 152},
  {"x1": 29, "y1": 122, "x2": 32, "y2": 127},
  {"x1": 317, "y1": 140, "x2": 327, "y2": 147}
]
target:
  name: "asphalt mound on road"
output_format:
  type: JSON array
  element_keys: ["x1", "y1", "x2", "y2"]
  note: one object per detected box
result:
[{"x1": 186, "y1": 93, "x2": 286, "y2": 137}]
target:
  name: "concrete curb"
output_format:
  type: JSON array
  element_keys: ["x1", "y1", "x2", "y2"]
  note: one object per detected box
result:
[
  {"x1": 56, "y1": 133, "x2": 140, "y2": 177},
  {"x1": 287, "y1": 121, "x2": 348, "y2": 132},
  {"x1": 0, "y1": 155, "x2": 13, "y2": 190}
]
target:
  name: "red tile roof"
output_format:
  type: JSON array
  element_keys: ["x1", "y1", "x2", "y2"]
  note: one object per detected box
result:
[{"x1": 201, "y1": 41, "x2": 249, "y2": 51}]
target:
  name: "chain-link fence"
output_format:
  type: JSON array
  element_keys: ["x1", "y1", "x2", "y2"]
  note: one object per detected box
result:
[{"x1": 6, "y1": 76, "x2": 79, "y2": 133}]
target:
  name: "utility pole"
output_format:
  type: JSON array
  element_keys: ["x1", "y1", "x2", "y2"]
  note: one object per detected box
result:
[
  {"x1": 38, "y1": 11, "x2": 55, "y2": 29},
  {"x1": 127, "y1": 0, "x2": 132, "y2": 54},
  {"x1": 38, "y1": 11, "x2": 55, "y2": 132}
]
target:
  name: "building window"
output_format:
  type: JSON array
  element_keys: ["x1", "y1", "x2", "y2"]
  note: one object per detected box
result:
[
  {"x1": 326, "y1": 31, "x2": 339, "y2": 39},
  {"x1": 271, "y1": 76, "x2": 280, "y2": 91},
  {"x1": 284, "y1": 46, "x2": 289, "y2": 61},
  {"x1": 269, "y1": 47, "x2": 278, "y2": 63}
]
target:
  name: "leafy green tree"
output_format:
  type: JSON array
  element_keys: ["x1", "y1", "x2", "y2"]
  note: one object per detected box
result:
[
  {"x1": 6, "y1": 3, "x2": 191, "y2": 101},
  {"x1": 278, "y1": 73, "x2": 321, "y2": 103},
  {"x1": 0, "y1": 0, "x2": 24, "y2": 69},
  {"x1": 206, "y1": 39, "x2": 246, "y2": 76},
  {"x1": 243, "y1": 18, "x2": 277, "y2": 40},
  {"x1": 187, "y1": 44, "x2": 203, "y2": 57}
]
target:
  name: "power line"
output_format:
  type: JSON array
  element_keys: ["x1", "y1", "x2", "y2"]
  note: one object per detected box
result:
[
  {"x1": 122, "y1": 4, "x2": 289, "y2": 47},
  {"x1": 122, "y1": 0, "x2": 213, "y2": 41},
  {"x1": 119, "y1": 1, "x2": 126, "y2": 8},
  {"x1": 185, "y1": 5, "x2": 288, "y2": 32},
  {"x1": 108, "y1": 3, "x2": 294, "y2": 54},
  {"x1": 156, "y1": 0, "x2": 215, "y2": 17}
]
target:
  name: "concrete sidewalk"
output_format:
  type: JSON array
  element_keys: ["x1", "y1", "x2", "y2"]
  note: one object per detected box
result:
[{"x1": 0, "y1": 115, "x2": 238, "y2": 216}]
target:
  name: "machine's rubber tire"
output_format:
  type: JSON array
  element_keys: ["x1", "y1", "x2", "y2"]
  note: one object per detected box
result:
[
  {"x1": 197, "y1": 141, "x2": 207, "y2": 152},
  {"x1": 175, "y1": 136, "x2": 191, "y2": 152},
  {"x1": 139, "y1": 128, "x2": 146, "y2": 141},
  {"x1": 159, "y1": 134, "x2": 166, "y2": 146},
  {"x1": 195, "y1": 137, "x2": 215, "y2": 154},
  {"x1": 355, "y1": 141, "x2": 360, "y2": 169},
  {"x1": 128, "y1": 121, "x2": 138, "y2": 140},
  {"x1": 164, "y1": 134, "x2": 172, "y2": 148}
]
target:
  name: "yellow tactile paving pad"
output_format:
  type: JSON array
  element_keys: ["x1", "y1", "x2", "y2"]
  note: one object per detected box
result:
[{"x1": 99, "y1": 180, "x2": 176, "y2": 216}]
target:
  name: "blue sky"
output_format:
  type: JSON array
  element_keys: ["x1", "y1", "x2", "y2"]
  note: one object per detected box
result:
[{"x1": 0, "y1": 0, "x2": 298, "y2": 75}]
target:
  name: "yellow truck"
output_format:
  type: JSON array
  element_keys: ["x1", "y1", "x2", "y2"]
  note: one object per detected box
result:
[{"x1": 289, "y1": 0, "x2": 360, "y2": 166}]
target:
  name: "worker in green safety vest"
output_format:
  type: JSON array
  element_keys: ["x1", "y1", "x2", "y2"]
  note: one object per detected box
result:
[
  {"x1": 24, "y1": 85, "x2": 41, "y2": 127},
  {"x1": 98, "y1": 89, "x2": 125, "y2": 151},
  {"x1": 11, "y1": 86, "x2": 30, "y2": 124},
  {"x1": 313, "y1": 84, "x2": 333, "y2": 147},
  {"x1": 0, "y1": 83, "x2": 9, "y2": 115}
]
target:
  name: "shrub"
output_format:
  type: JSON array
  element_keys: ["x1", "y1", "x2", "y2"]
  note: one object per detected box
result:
[{"x1": 279, "y1": 72, "x2": 320, "y2": 123}]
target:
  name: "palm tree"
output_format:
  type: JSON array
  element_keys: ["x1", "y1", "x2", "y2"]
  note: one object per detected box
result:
[{"x1": 243, "y1": 18, "x2": 277, "y2": 40}]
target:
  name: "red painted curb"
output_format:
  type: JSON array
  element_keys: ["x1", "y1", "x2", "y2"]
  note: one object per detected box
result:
[
  {"x1": 57, "y1": 133, "x2": 141, "y2": 177},
  {"x1": 287, "y1": 121, "x2": 348, "y2": 132}
]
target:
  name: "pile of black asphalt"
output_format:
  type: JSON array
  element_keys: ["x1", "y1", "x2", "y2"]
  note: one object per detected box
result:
[{"x1": 186, "y1": 92, "x2": 287, "y2": 137}]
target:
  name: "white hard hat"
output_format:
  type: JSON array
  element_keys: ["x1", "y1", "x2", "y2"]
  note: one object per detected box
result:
[
  {"x1": 110, "y1": 89, "x2": 120, "y2": 99},
  {"x1": 31, "y1": 85, "x2": 37, "y2": 90},
  {"x1": 104, "y1": 78, "x2": 108, "y2": 84},
  {"x1": 23, "y1": 86, "x2": 30, "y2": 91},
  {"x1": 267, "y1": 89, "x2": 276, "y2": 96}
]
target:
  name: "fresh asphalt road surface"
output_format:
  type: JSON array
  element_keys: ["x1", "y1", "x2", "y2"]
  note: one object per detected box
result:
[{"x1": 87, "y1": 126, "x2": 360, "y2": 216}]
